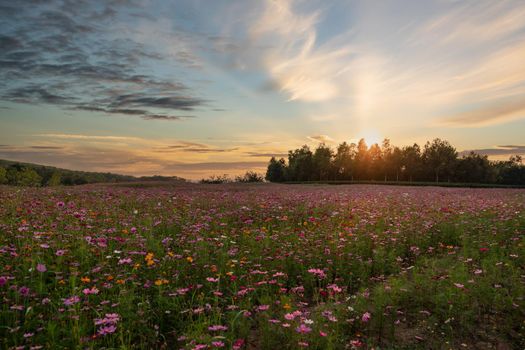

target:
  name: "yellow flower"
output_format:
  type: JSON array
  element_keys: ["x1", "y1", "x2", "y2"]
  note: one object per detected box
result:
[
  {"x1": 283, "y1": 303, "x2": 291, "y2": 310},
  {"x1": 186, "y1": 256, "x2": 193, "y2": 263}
]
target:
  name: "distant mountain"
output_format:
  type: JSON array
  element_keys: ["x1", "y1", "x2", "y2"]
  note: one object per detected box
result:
[{"x1": 0, "y1": 159, "x2": 186, "y2": 186}]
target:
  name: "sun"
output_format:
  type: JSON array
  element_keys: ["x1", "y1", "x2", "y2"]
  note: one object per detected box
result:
[{"x1": 362, "y1": 129, "x2": 383, "y2": 146}]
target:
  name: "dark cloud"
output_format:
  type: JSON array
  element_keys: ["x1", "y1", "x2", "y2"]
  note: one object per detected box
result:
[
  {"x1": 459, "y1": 145, "x2": 525, "y2": 157},
  {"x1": 159, "y1": 142, "x2": 237, "y2": 153},
  {"x1": 245, "y1": 151, "x2": 288, "y2": 158},
  {"x1": 110, "y1": 94, "x2": 206, "y2": 111},
  {"x1": 142, "y1": 115, "x2": 194, "y2": 121},
  {"x1": 163, "y1": 161, "x2": 267, "y2": 172},
  {"x1": 30, "y1": 146, "x2": 63, "y2": 150},
  {"x1": 4, "y1": 86, "x2": 73, "y2": 105},
  {"x1": 0, "y1": 1, "x2": 212, "y2": 121}
]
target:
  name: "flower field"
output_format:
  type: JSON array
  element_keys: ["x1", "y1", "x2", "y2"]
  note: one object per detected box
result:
[{"x1": 0, "y1": 183, "x2": 524, "y2": 349}]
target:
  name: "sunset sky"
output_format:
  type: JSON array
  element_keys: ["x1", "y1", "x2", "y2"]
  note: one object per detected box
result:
[{"x1": 1, "y1": 0, "x2": 525, "y2": 179}]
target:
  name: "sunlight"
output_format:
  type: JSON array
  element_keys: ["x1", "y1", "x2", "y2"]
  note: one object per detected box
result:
[{"x1": 362, "y1": 129, "x2": 383, "y2": 146}]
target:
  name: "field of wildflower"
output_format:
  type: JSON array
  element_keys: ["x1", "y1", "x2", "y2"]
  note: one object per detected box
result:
[{"x1": 0, "y1": 183, "x2": 524, "y2": 349}]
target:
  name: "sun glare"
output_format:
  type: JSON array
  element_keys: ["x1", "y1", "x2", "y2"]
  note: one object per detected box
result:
[{"x1": 362, "y1": 129, "x2": 382, "y2": 146}]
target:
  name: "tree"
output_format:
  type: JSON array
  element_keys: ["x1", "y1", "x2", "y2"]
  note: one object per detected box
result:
[
  {"x1": 333, "y1": 142, "x2": 355, "y2": 180},
  {"x1": 7, "y1": 167, "x2": 42, "y2": 186},
  {"x1": 422, "y1": 139, "x2": 457, "y2": 182},
  {"x1": 236, "y1": 171, "x2": 264, "y2": 183},
  {"x1": 0, "y1": 167, "x2": 7, "y2": 184},
  {"x1": 401, "y1": 144, "x2": 421, "y2": 182},
  {"x1": 265, "y1": 157, "x2": 287, "y2": 182},
  {"x1": 287, "y1": 145, "x2": 314, "y2": 181},
  {"x1": 312, "y1": 143, "x2": 334, "y2": 181},
  {"x1": 46, "y1": 171, "x2": 62, "y2": 186},
  {"x1": 354, "y1": 139, "x2": 369, "y2": 180},
  {"x1": 455, "y1": 152, "x2": 495, "y2": 183},
  {"x1": 368, "y1": 143, "x2": 382, "y2": 181}
]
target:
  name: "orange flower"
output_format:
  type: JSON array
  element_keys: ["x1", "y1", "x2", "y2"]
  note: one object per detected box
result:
[
  {"x1": 81, "y1": 276, "x2": 91, "y2": 283},
  {"x1": 186, "y1": 256, "x2": 193, "y2": 263},
  {"x1": 116, "y1": 279, "x2": 125, "y2": 285}
]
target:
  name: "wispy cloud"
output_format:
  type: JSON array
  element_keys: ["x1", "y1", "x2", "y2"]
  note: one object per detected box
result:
[
  {"x1": 460, "y1": 145, "x2": 525, "y2": 157},
  {"x1": 247, "y1": 0, "x2": 354, "y2": 102},
  {"x1": 307, "y1": 135, "x2": 334, "y2": 143},
  {"x1": 34, "y1": 134, "x2": 144, "y2": 142}
]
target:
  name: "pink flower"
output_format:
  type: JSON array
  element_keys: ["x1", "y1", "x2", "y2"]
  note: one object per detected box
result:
[
  {"x1": 36, "y1": 263, "x2": 47, "y2": 273},
  {"x1": 307, "y1": 268, "x2": 326, "y2": 279},
  {"x1": 206, "y1": 277, "x2": 219, "y2": 282},
  {"x1": 63, "y1": 295, "x2": 80, "y2": 306},
  {"x1": 361, "y1": 312, "x2": 371, "y2": 323},
  {"x1": 295, "y1": 324, "x2": 312, "y2": 334},
  {"x1": 55, "y1": 249, "x2": 66, "y2": 256},
  {"x1": 208, "y1": 325, "x2": 227, "y2": 332},
  {"x1": 319, "y1": 330, "x2": 327, "y2": 337},
  {"x1": 256, "y1": 304, "x2": 270, "y2": 312},
  {"x1": 454, "y1": 283, "x2": 464, "y2": 289},
  {"x1": 18, "y1": 286, "x2": 30, "y2": 297},
  {"x1": 82, "y1": 287, "x2": 99, "y2": 295},
  {"x1": 211, "y1": 341, "x2": 225, "y2": 348},
  {"x1": 118, "y1": 257, "x2": 132, "y2": 265},
  {"x1": 97, "y1": 325, "x2": 116, "y2": 335},
  {"x1": 232, "y1": 339, "x2": 245, "y2": 350}
]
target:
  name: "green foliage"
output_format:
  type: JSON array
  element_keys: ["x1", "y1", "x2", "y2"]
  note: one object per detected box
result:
[
  {"x1": 265, "y1": 157, "x2": 287, "y2": 182},
  {"x1": 235, "y1": 171, "x2": 264, "y2": 183},
  {"x1": 0, "y1": 166, "x2": 7, "y2": 184},
  {"x1": 6, "y1": 166, "x2": 42, "y2": 186},
  {"x1": 199, "y1": 174, "x2": 232, "y2": 184}
]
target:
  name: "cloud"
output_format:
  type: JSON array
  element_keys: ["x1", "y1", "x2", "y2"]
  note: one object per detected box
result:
[
  {"x1": 439, "y1": 99, "x2": 525, "y2": 126},
  {"x1": 247, "y1": 0, "x2": 354, "y2": 102},
  {"x1": 158, "y1": 142, "x2": 238, "y2": 154},
  {"x1": 459, "y1": 145, "x2": 525, "y2": 157},
  {"x1": 0, "y1": 144, "x2": 267, "y2": 180},
  {"x1": 30, "y1": 146, "x2": 63, "y2": 150},
  {"x1": 245, "y1": 151, "x2": 288, "y2": 158},
  {"x1": 0, "y1": 1, "x2": 212, "y2": 121},
  {"x1": 307, "y1": 135, "x2": 334, "y2": 143},
  {"x1": 34, "y1": 133, "x2": 143, "y2": 142}
]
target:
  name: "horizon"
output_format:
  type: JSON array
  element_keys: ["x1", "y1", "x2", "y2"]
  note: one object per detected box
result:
[{"x1": 1, "y1": 1, "x2": 525, "y2": 180}]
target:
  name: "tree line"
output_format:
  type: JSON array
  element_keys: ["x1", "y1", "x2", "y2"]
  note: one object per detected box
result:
[
  {"x1": 265, "y1": 138, "x2": 525, "y2": 185},
  {"x1": 0, "y1": 159, "x2": 185, "y2": 187}
]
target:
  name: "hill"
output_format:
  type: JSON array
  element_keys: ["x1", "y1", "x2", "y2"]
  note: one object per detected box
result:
[{"x1": 0, "y1": 159, "x2": 186, "y2": 186}]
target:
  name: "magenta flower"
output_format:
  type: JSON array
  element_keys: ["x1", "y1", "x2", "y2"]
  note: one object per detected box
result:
[
  {"x1": 63, "y1": 295, "x2": 80, "y2": 306},
  {"x1": 55, "y1": 249, "x2": 66, "y2": 256},
  {"x1": 361, "y1": 312, "x2": 371, "y2": 323},
  {"x1": 307, "y1": 268, "x2": 326, "y2": 279},
  {"x1": 18, "y1": 286, "x2": 30, "y2": 297},
  {"x1": 97, "y1": 325, "x2": 117, "y2": 335},
  {"x1": 36, "y1": 263, "x2": 47, "y2": 273},
  {"x1": 295, "y1": 324, "x2": 312, "y2": 334}
]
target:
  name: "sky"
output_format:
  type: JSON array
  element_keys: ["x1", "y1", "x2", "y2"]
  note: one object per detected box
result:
[{"x1": 1, "y1": 0, "x2": 525, "y2": 179}]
